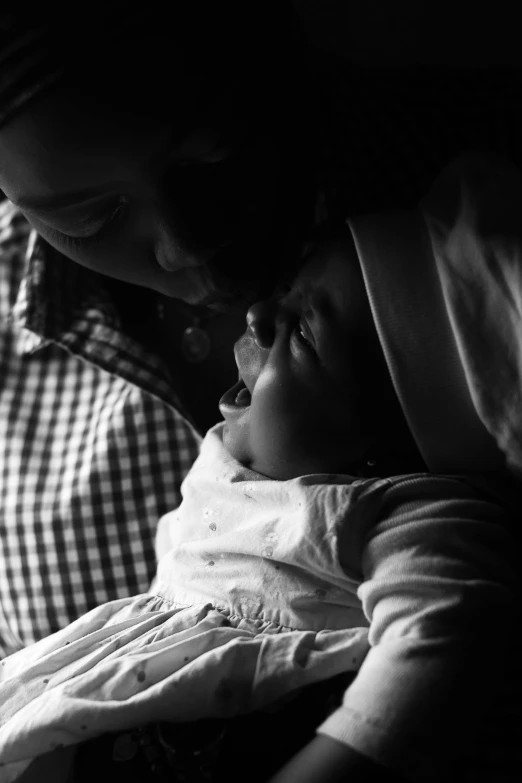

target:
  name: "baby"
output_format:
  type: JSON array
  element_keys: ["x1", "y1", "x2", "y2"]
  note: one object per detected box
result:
[{"x1": 0, "y1": 153, "x2": 520, "y2": 783}]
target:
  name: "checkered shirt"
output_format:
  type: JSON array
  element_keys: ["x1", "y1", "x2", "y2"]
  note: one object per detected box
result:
[
  {"x1": 1, "y1": 55, "x2": 522, "y2": 657},
  {"x1": 0, "y1": 204, "x2": 201, "y2": 657}
]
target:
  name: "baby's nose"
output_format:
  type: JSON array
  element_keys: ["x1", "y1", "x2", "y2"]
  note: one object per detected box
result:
[{"x1": 246, "y1": 299, "x2": 276, "y2": 349}]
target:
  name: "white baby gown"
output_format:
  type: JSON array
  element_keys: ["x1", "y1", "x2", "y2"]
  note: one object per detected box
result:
[{"x1": 0, "y1": 424, "x2": 379, "y2": 778}]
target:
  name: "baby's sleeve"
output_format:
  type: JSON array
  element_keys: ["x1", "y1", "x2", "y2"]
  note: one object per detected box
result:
[{"x1": 317, "y1": 475, "x2": 520, "y2": 780}]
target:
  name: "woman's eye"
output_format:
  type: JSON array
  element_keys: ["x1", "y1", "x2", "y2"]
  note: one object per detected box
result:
[{"x1": 48, "y1": 199, "x2": 128, "y2": 252}]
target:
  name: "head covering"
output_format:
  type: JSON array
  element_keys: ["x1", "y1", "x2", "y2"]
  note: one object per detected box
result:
[
  {"x1": 0, "y1": 3, "x2": 299, "y2": 131},
  {"x1": 350, "y1": 152, "x2": 522, "y2": 479},
  {"x1": 0, "y1": 5, "x2": 149, "y2": 129},
  {"x1": 0, "y1": 17, "x2": 62, "y2": 129}
]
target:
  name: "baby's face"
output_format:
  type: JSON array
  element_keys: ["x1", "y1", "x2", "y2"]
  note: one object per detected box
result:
[{"x1": 219, "y1": 237, "x2": 385, "y2": 480}]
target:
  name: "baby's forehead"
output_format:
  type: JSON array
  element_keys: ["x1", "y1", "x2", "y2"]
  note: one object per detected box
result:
[
  {"x1": 294, "y1": 239, "x2": 372, "y2": 341},
  {"x1": 297, "y1": 240, "x2": 363, "y2": 297}
]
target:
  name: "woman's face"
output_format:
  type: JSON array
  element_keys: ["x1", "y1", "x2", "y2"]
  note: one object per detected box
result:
[
  {"x1": 0, "y1": 83, "x2": 312, "y2": 307},
  {"x1": 219, "y1": 238, "x2": 388, "y2": 480}
]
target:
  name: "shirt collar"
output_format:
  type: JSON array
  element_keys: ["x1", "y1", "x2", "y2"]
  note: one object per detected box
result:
[
  {"x1": 9, "y1": 228, "x2": 121, "y2": 354},
  {"x1": 7, "y1": 227, "x2": 198, "y2": 424}
]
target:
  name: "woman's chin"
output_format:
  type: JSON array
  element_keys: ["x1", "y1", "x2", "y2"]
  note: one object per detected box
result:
[{"x1": 158, "y1": 267, "x2": 221, "y2": 306}]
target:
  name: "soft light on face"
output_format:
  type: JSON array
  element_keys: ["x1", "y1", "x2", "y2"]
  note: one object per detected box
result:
[
  {"x1": 219, "y1": 237, "x2": 388, "y2": 480},
  {"x1": 0, "y1": 83, "x2": 309, "y2": 307}
]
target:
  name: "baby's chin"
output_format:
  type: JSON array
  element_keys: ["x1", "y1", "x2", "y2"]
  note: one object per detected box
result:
[{"x1": 221, "y1": 419, "x2": 250, "y2": 467}]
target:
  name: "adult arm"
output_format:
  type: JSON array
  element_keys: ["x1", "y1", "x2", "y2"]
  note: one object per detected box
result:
[
  {"x1": 270, "y1": 475, "x2": 519, "y2": 782},
  {"x1": 268, "y1": 733, "x2": 406, "y2": 783}
]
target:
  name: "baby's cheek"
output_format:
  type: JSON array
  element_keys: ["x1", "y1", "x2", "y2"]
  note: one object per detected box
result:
[
  {"x1": 243, "y1": 403, "x2": 281, "y2": 474},
  {"x1": 249, "y1": 410, "x2": 305, "y2": 479}
]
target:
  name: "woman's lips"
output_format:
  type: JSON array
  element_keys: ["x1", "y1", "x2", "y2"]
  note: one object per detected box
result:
[{"x1": 162, "y1": 265, "x2": 219, "y2": 305}]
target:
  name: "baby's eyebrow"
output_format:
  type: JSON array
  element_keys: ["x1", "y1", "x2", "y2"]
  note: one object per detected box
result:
[{"x1": 299, "y1": 281, "x2": 332, "y2": 319}]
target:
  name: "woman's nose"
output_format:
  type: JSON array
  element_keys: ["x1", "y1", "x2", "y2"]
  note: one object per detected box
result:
[
  {"x1": 246, "y1": 299, "x2": 277, "y2": 349},
  {"x1": 153, "y1": 212, "x2": 211, "y2": 272}
]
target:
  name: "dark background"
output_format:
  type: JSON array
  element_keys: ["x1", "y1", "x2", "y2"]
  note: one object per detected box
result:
[
  {"x1": 1, "y1": 1, "x2": 520, "y2": 204},
  {"x1": 293, "y1": 0, "x2": 521, "y2": 66}
]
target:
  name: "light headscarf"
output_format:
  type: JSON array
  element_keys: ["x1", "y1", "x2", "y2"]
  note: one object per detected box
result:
[{"x1": 351, "y1": 152, "x2": 522, "y2": 480}]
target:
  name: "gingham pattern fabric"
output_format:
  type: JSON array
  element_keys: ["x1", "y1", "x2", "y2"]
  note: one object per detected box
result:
[
  {"x1": 0, "y1": 203, "x2": 201, "y2": 657},
  {"x1": 1, "y1": 56, "x2": 522, "y2": 657}
]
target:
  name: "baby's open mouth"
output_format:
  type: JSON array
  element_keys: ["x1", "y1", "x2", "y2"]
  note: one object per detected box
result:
[
  {"x1": 234, "y1": 380, "x2": 251, "y2": 407},
  {"x1": 219, "y1": 378, "x2": 252, "y2": 410}
]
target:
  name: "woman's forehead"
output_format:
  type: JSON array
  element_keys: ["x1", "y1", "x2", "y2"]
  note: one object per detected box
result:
[{"x1": 0, "y1": 87, "x2": 218, "y2": 204}]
